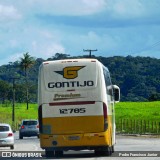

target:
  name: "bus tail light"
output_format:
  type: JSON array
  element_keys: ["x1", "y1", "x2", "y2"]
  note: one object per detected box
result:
[
  {"x1": 38, "y1": 105, "x2": 42, "y2": 133},
  {"x1": 103, "y1": 102, "x2": 108, "y2": 131}
]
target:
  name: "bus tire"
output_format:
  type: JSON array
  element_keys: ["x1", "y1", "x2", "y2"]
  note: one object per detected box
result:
[
  {"x1": 104, "y1": 146, "x2": 112, "y2": 156},
  {"x1": 111, "y1": 145, "x2": 114, "y2": 153},
  {"x1": 55, "y1": 150, "x2": 63, "y2": 157},
  {"x1": 95, "y1": 147, "x2": 112, "y2": 157},
  {"x1": 45, "y1": 149, "x2": 54, "y2": 158},
  {"x1": 95, "y1": 150, "x2": 101, "y2": 156}
]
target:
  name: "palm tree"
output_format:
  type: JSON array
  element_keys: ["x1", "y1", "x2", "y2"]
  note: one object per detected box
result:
[{"x1": 19, "y1": 52, "x2": 35, "y2": 110}]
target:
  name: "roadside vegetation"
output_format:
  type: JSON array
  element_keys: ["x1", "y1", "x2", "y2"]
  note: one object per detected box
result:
[
  {"x1": 1, "y1": 53, "x2": 160, "y2": 102},
  {"x1": 115, "y1": 101, "x2": 160, "y2": 121},
  {"x1": 0, "y1": 101, "x2": 160, "y2": 134},
  {"x1": 1, "y1": 53, "x2": 160, "y2": 134},
  {"x1": 0, "y1": 103, "x2": 38, "y2": 129}
]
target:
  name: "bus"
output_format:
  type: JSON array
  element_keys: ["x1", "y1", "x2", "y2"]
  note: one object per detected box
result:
[{"x1": 38, "y1": 58, "x2": 120, "y2": 157}]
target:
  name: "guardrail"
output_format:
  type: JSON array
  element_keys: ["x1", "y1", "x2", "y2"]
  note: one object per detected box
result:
[{"x1": 116, "y1": 119, "x2": 160, "y2": 134}]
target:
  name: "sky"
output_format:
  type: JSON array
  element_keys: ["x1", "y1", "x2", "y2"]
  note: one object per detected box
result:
[{"x1": 0, "y1": 0, "x2": 160, "y2": 65}]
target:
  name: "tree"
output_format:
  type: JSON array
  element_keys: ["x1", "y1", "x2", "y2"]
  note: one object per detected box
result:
[
  {"x1": 47, "y1": 53, "x2": 70, "y2": 60},
  {"x1": 19, "y1": 52, "x2": 35, "y2": 110},
  {"x1": 0, "y1": 80, "x2": 11, "y2": 103},
  {"x1": 54, "y1": 53, "x2": 70, "y2": 59},
  {"x1": 148, "y1": 93, "x2": 160, "y2": 101}
]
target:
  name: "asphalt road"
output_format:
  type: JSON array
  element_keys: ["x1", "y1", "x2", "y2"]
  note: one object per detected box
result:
[{"x1": 0, "y1": 132, "x2": 160, "y2": 160}]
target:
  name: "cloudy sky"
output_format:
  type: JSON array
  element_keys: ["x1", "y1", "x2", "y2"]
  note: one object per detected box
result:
[{"x1": 0, "y1": 0, "x2": 160, "y2": 65}]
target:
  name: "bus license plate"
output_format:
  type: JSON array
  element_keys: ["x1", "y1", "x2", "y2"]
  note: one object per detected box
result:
[{"x1": 68, "y1": 136, "x2": 80, "y2": 140}]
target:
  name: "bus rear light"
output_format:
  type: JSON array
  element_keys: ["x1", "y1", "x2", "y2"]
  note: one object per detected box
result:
[
  {"x1": 103, "y1": 102, "x2": 107, "y2": 119},
  {"x1": 38, "y1": 105, "x2": 42, "y2": 133},
  {"x1": 103, "y1": 102, "x2": 108, "y2": 131}
]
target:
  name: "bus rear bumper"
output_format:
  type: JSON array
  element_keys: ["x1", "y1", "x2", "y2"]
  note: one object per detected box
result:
[
  {"x1": 40, "y1": 132, "x2": 112, "y2": 150},
  {"x1": 42, "y1": 145, "x2": 109, "y2": 151}
]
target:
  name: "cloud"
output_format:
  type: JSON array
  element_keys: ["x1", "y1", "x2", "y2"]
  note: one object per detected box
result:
[
  {"x1": 0, "y1": 4, "x2": 21, "y2": 22},
  {"x1": 3, "y1": 0, "x2": 106, "y2": 16},
  {"x1": 0, "y1": 41, "x2": 66, "y2": 65},
  {"x1": 36, "y1": 0, "x2": 160, "y2": 29},
  {"x1": 61, "y1": 30, "x2": 120, "y2": 56},
  {"x1": 31, "y1": 41, "x2": 65, "y2": 59},
  {"x1": 7, "y1": 53, "x2": 22, "y2": 63},
  {"x1": 106, "y1": 0, "x2": 146, "y2": 19},
  {"x1": 1, "y1": 0, "x2": 160, "y2": 66}
]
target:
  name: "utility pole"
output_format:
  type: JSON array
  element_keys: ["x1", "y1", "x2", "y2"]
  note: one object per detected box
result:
[
  {"x1": 83, "y1": 49, "x2": 98, "y2": 58},
  {"x1": 10, "y1": 77, "x2": 19, "y2": 122}
]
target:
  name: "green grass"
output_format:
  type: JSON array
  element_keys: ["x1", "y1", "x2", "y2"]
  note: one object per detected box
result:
[
  {"x1": 115, "y1": 101, "x2": 160, "y2": 121},
  {"x1": 1, "y1": 101, "x2": 160, "y2": 122},
  {"x1": 0, "y1": 103, "x2": 38, "y2": 126},
  {"x1": 0, "y1": 101, "x2": 160, "y2": 132}
]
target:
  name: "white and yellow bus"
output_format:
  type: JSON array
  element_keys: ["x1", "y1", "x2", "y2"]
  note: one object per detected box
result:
[{"x1": 38, "y1": 58, "x2": 120, "y2": 157}]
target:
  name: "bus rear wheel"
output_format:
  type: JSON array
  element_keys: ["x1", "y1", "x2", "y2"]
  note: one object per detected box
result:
[
  {"x1": 95, "y1": 146, "x2": 112, "y2": 156},
  {"x1": 55, "y1": 150, "x2": 63, "y2": 157},
  {"x1": 45, "y1": 149, "x2": 54, "y2": 158},
  {"x1": 111, "y1": 145, "x2": 114, "y2": 153}
]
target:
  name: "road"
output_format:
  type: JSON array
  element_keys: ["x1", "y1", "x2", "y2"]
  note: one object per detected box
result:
[{"x1": 0, "y1": 132, "x2": 160, "y2": 159}]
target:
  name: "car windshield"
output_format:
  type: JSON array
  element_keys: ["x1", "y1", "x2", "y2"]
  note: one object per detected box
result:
[
  {"x1": 0, "y1": 126, "x2": 9, "y2": 132},
  {"x1": 23, "y1": 121, "x2": 37, "y2": 125}
]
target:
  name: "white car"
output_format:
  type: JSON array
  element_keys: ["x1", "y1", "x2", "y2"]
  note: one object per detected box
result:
[{"x1": 0, "y1": 123, "x2": 14, "y2": 149}]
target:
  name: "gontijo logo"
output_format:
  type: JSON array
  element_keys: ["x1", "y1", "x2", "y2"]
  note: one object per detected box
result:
[
  {"x1": 55, "y1": 66, "x2": 85, "y2": 79},
  {"x1": 48, "y1": 65, "x2": 94, "y2": 88}
]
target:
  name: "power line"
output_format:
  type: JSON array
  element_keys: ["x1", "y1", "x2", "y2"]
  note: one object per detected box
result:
[{"x1": 135, "y1": 40, "x2": 160, "y2": 54}]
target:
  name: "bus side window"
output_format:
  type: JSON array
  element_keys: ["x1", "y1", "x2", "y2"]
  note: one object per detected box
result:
[{"x1": 103, "y1": 68, "x2": 114, "y2": 100}]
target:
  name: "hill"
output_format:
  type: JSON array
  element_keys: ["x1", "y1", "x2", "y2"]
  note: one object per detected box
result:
[{"x1": 0, "y1": 54, "x2": 160, "y2": 102}]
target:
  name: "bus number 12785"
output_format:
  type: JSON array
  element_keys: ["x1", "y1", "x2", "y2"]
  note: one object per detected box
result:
[{"x1": 59, "y1": 108, "x2": 86, "y2": 114}]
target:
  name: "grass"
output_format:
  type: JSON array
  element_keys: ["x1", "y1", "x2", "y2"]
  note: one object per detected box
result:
[
  {"x1": 115, "y1": 101, "x2": 160, "y2": 121},
  {"x1": 115, "y1": 102, "x2": 160, "y2": 134},
  {"x1": 0, "y1": 101, "x2": 160, "y2": 132},
  {"x1": 0, "y1": 103, "x2": 38, "y2": 127}
]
